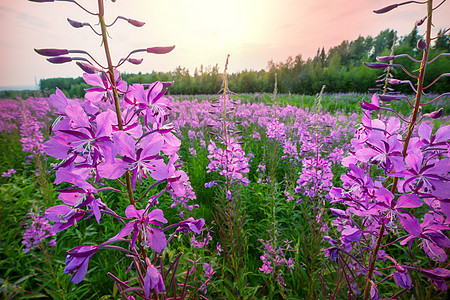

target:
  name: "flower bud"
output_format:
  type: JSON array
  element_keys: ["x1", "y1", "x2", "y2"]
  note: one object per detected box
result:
[
  {"x1": 387, "y1": 78, "x2": 402, "y2": 85},
  {"x1": 47, "y1": 56, "x2": 72, "y2": 64},
  {"x1": 35, "y1": 48, "x2": 69, "y2": 57},
  {"x1": 376, "y1": 55, "x2": 394, "y2": 62},
  {"x1": 127, "y1": 58, "x2": 143, "y2": 65},
  {"x1": 67, "y1": 18, "x2": 83, "y2": 28},
  {"x1": 76, "y1": 62, "x2": 99, "y2": 74},
  {"x1": 417, "y1": 39, "x2": 427, "y2": 50},
  {"x1": 416, "y1": 16, "x2": 427, "y2": 26},
  {"x1": 379, "y1": 95, "x2": 399, "y2": 102},
  {"x1": 161, "y1": 81, "x2": 174, "y2": 88},
  {"x1": 146, "y1": 46, "x2": 175, "y2": 54},
  {"x1": 364, "y1": 62, "x2": 389, "y2": 69},
  {"x1": 128, "y1": 18, "x2": 145, "y2": 27},
  {"x1": 424, "y1": 108, "x2": 443, "y2": 119},
  {"x1": 373, "y1": 4, "x2": 398, "y2": 14}
]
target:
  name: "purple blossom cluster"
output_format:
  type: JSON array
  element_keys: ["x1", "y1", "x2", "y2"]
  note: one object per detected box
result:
[
  {"x1": 25, "y1": 0, "x2": 207, "y2": 296},
  {"x1": 295, "y1": 154, "x2": 333, "y2": 198},
  {"x1": 20, "y1": 110, "x2": 45, "y2": 155},
  {"x1": 258, "y1": 228, "x2": 295, "y2": 292},
  {"x1": 39, "y1": 74, "x2": 205, "y2": 288},
  {"x1": 328, "y1": 104, "x2": 450, "y2": 294},
  {"x1": 22, "y1": 210, "x2": 56, "y2": 253},
  {"x1": 1, "y1": 169, "x2": 16, "y2": 177}
]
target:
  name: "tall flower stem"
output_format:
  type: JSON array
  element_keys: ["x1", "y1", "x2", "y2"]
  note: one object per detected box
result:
[
  {"x1": 97, "y1": 0, "x2": 149, "y2": 269},
  {"x1": 363, "y1": 1, "x2": 433, "y2": 299},
  {"x1": 97, "y1": 0, "x2": 134, "y2": 206}
]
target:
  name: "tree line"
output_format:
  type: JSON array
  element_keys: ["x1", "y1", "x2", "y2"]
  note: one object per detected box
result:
[{"x1": 33, "y1": 28, "x2": 450, "y2": 98}]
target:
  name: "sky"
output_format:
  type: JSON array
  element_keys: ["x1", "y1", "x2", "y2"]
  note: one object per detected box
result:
[{"x1": 0, "y1": 0, "x2": 449, "y2": 88}]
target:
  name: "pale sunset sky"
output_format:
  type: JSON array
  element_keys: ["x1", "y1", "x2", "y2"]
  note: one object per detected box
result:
[{"x1": 0, "y1": 0, "x2": 449, "y2": 88}]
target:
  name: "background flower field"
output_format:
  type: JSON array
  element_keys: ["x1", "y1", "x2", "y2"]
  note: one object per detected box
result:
[{"x1": 0, "y1": 91, "x2": 449, "y2": 299}]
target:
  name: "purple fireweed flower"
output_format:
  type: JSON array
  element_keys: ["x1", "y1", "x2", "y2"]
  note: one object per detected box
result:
[
  {"x1": 341, "y1": 226, "x2": 362, "y2": 243},
  {"x1": 417, "y1": 123, "x2": 450, "y2": 148},
  {"x1": 64, "y1": 245, "x2": 98, "y2": 284},
  {"x1": 355, "y1": 129, "x2": 405, "y2": 173},
  {"x1": 151, "y1": 121, "x2": 181, "y2": 156},
  {"x1": 22, "y1": 211, "x2": 56, "y2": 253},
  {"x1": 393, "y1": 270, "x2": 412, "y2": 289},
  {"x1": 107, "y1": 205, "x2": 167, "y2": 253},
  {"x1": 84, "y1": 70, "x2": 127, "y2": 103},
  {"x1": 44, "y1": 108, "x2": 116, "y2": 169},
  {"x1": 400, "y1": 213, "x2": 450, "y2": 262},
  {"x1": 58, "y1": 188, "x2": 106, "y2": 224},
  {"x1": 420, "y1": 268, "x2": 450, "y2": 291},
  {"x1": 126, "y1": 82, "x2": 171, "y2": 125},
  {"x1": 176, "y1": 217, "x2": 205, "y2": 234},
  {"x1": 45, "y1": 204, "x2": 85, "y2": 234},
  {"x1": 359, "y1": 94, "x2": 380, "y2": 111},
  {"x1": 370, "y1": 282, "x2": 380, "y2": 300},
  {"x1": 366, "y1": 187, "x2": 422, "y2": 236},
  {"x1": 324, "y1": 247, "x2": 339, "y2": 261},
  {"x1": 1, "y1": 169, "x2": 16, "y2": 177},
  {"x1": 390, "y1": 151, "x2": 450, "y2": 199},
  {"x1": 144, "y1": 264, "x2": 165, "y2": 296}
]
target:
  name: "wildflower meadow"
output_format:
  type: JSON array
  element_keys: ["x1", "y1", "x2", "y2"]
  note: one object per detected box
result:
[{"x1": 0, "y1": 0, "x2": 449, "y2": 299}]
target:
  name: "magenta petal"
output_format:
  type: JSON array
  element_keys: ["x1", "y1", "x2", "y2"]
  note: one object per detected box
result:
[
  {"x1": 141, "y1": 134, "x2": 164, "y2": 157},
  {"x1": 434, "y1": 125, "x2": 450, "y2": 143},
  {"x1": 43, "y1": 137, "x2": 71, "y2": 159},
  {"x1": 65, "y1": 103, "x2": 89, "y2": 128},
  {"x1": 97, "y1": 158, "x2": 129, "y2": 179},
  {"x1": 150, "y1": 160, "x2": 169, "y2": 181},
  {"x1": 83, "y1": 72, "x2": 104, "y2": 87},
  {"x1": 371, "y1": 93, "x2": 379, "y2": 107},
  {"x1": 421, "y1": 268, "x2": 450, "y2": 278},
  {"x1": 45, "y1": 205, "x2": 72, "y2": 222},
  {"x1": 396, "y1": 194, "x2": 422, "y2": 209},
  {"x1": 375, "y1": 187, "x2": 394, "y2": 207},
  {"x1": 95, "y1": 110, "x2": 115, "y2": 137},
  {"x1": 70, "y1": 255, "x2": 93, "y2": 284},
  {"x1": 113, "y1": 131, "x2": 136, "y2": 158},
  {"x1": 58, "y1": 191, "x2": 80, "y2": 206},
  {"x1": 405, "y1": 152, "x2": 422, "y2": 172},
  {"x1": 418, "y1": 122, "x2": 432, "y2": 142},
  {"x1": 355, "y1": 148, "x2": 379, "y2": 162},
  {"x1": 85, "y1": 91, "x2": 105, "y2": 102},
  {"x1": 54, "y1": 168, "x2": 95, "y2": 190},
  {"x1": 107, "y1": 222, "x2": 134, "y2": 243},
  {"x1": 147, "y1": 209, "x2": 168, "y2": 224},
  {"x1": 148, "y1": 227, "x2": 166, "y2": 253},
  {"x1": 393, "y1": 271, "x2": 412, "y2": 289},
  {"x1": 93, "y1": 199, "x2": 101, "y2": 224},
  {"x1": 144, "y1": 265, "x2": 165, "y2": 296},
  {"x1": 397, "y1": 212, "x2": 421, "y2": 237},
  {"x1": 49, "y1": 88, "x2": 69, "y2": 113},
  {"x1": 341, "y1": 227, "x2": 362, "y2": 242},
  {"x1": 125, "y1": 205, "x2": 144, "y2": 219}
]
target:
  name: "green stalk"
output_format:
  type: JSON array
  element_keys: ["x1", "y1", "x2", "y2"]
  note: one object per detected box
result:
[
  {"x1": 97, "y1": 0, "x2": 134, "y2": 206},
  {"x1": 97, "y1": 0, "x2": 150, "y2": 268},
  {"x1": 363, "y1": 1, "x2": 433, "y2": 299}
]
